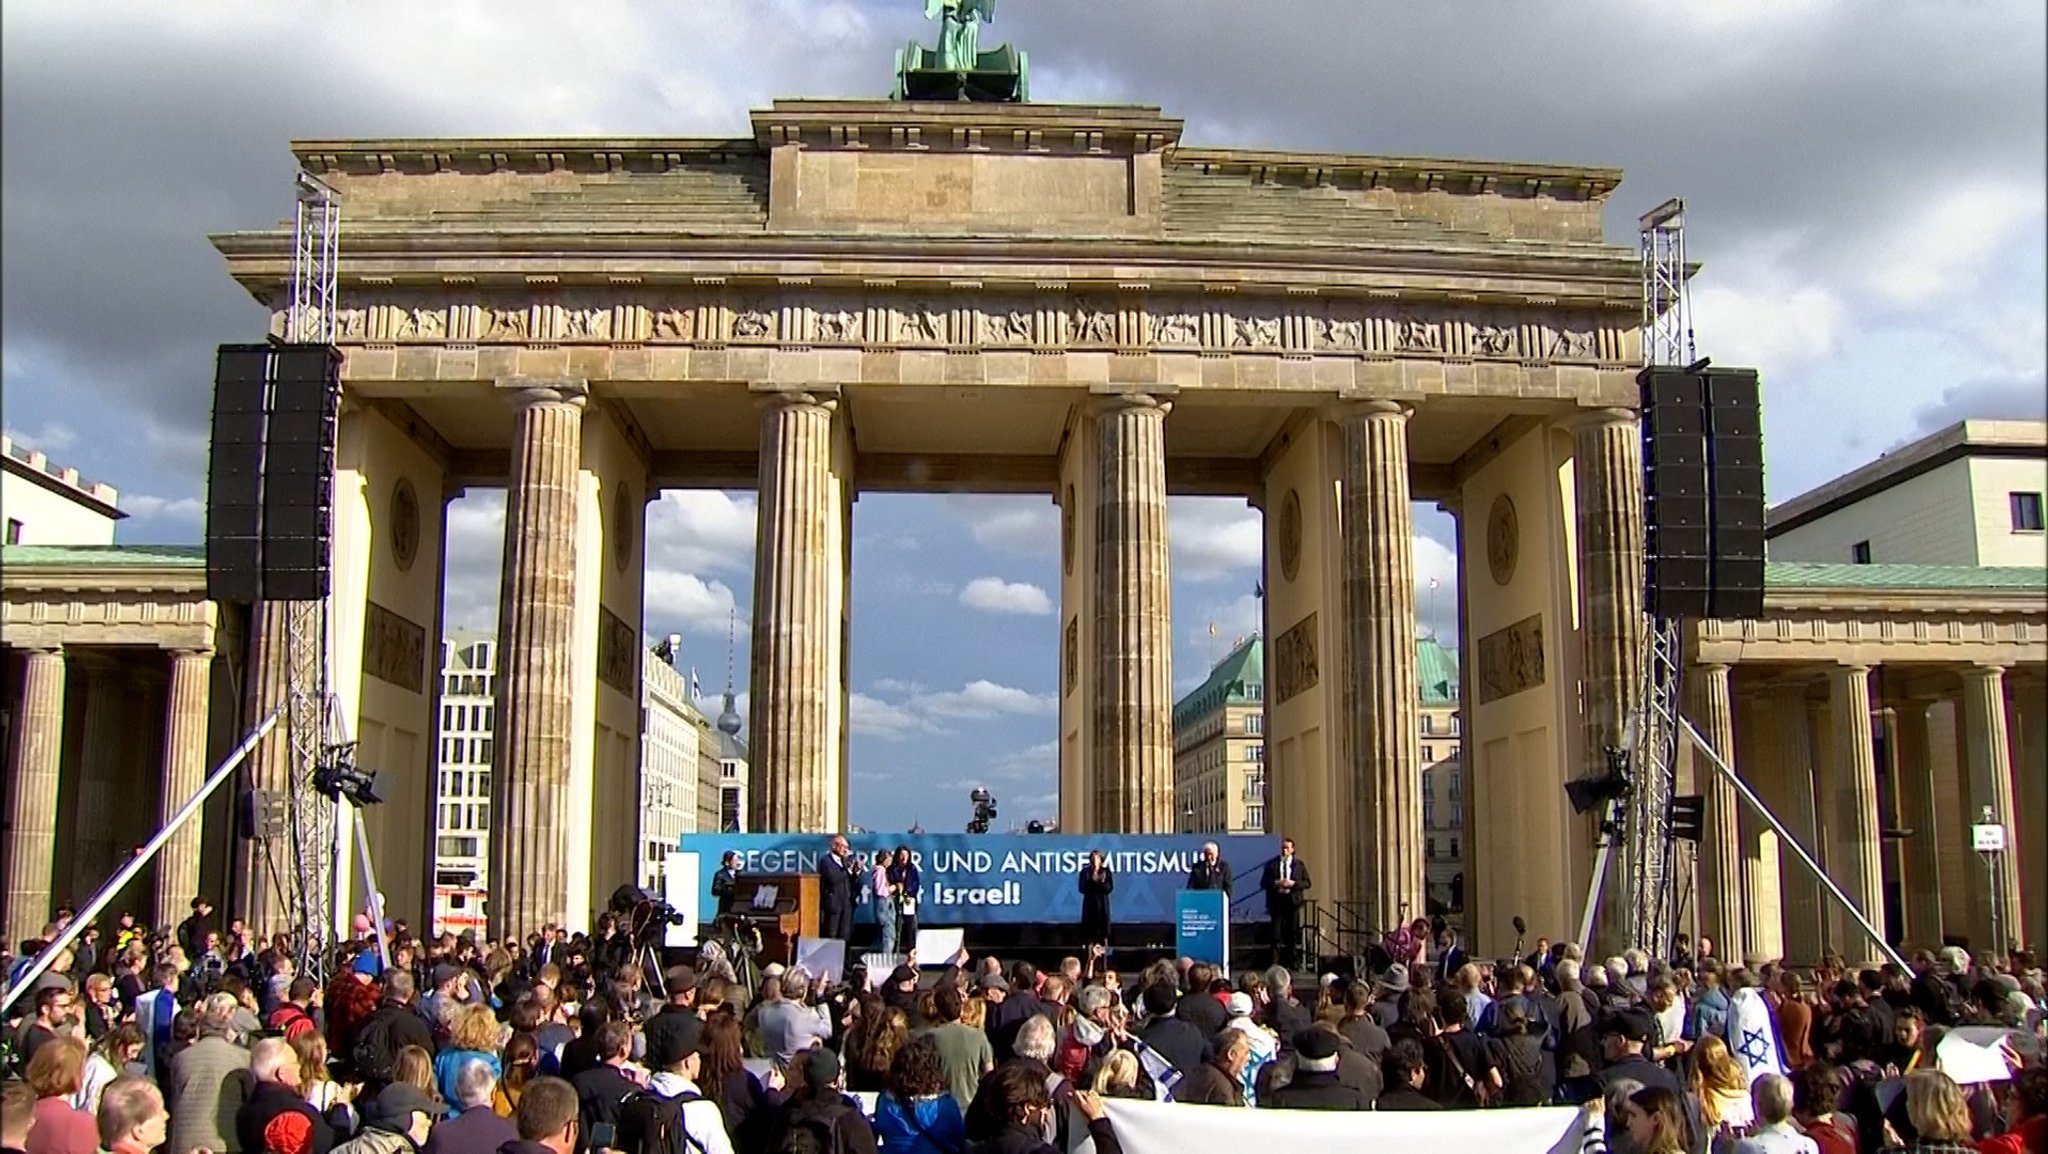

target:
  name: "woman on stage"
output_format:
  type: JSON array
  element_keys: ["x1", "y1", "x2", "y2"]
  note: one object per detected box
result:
[
  {"x1": 1078, "y1": 849, "x2": 1115, "y2": 955},
  {"x1": 887, "y1": 846, "x2": 922, "y2": 952}
]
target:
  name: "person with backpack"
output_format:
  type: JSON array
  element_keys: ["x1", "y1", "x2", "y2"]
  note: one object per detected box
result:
[
  {"x1": 616, "y1": 1016, "x2": 732, "y2": 1154},
  {"x1": 766, "y1": 1049, "x2": 877, "y2": 1154},
  {"x1": 267, "y1": 978, "x2": 320, "y2": 1045},
  {"x1": 350, "y1": 971, "x2": 436, "y2": 1092}
]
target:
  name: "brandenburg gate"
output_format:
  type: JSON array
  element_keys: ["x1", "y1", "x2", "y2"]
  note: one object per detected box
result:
[{"x1": 213, "y1": 99, "x2": 1648, "y2": 943}]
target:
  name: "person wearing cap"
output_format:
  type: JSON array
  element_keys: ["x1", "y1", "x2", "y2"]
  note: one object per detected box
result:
[
  {"x1": 767, "y1": 1048, "x2": 877, "y2": 1154},
  {"x1": 1263, "y1": 1027, "x2": 1368, "y2": 1110},
  {"x1": 1372, "y1": 964, "x2": 1410, "y2": 1029},
  {"x1": 1595, "y1": 1007, "x2": 1686, "y2": 1101},
  {"x1": 881, "y1": 965, "x2": 920, "y2": 1016},
  {"x1": 334, "y1": 1084, "x2": 444, "y2": 1154},
  {"x1": 1219, "y1": 990, "x2": 1277, "y2": 1099},
  {"x1": 617, "y1": 1015, "x2": 734, "y2": 1154},
  {"x1": 641, "y1": 967, "x2": 700, "y2": 1065},
  {"x1": 236, "y1": 1037, "x2": 339, "y2": 1154}
]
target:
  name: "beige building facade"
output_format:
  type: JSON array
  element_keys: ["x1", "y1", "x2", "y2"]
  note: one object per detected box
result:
[{"x1": 1172, "y1": 635, "x2": 1267, "y2": 835}]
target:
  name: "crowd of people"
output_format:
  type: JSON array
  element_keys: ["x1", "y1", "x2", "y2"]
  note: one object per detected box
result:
[{"x1": 3, "y1": 892, "x2": 2046, "y2": 1154}]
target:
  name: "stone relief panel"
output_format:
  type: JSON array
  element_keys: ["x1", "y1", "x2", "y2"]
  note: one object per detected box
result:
[
  {"x1": 815, "y1": 306, "x2": 863, "y2": 343},
  {"x1": 649, "y1": 305, "x2": 694, "y2": 342},
  {"x1": 982, "y1": 303, "x2": 1037, "y2": 346},
  {"x1": 731, "y1": 302, "x2": 777, "y2": 341},
  {"x1": 596, "y1": 606, "x2": 638, "y2": 695},
  {"x1": 1067, "y1": 298, "x2": 1117, "y2": 345},
  {"x1": 363, "y1": 601, "x2": 427, "y2": 693},
  {"x1": 1476, "y1": 613, "x2": 1546, "y2": 704},
  {"x1": 1152, "y1": 306, "x2": 1201, "y2": 347},
  {"x1": 897, "y1": 300, "x2": 949, "y2": 344},
  {"x1": 1272, "y1": 611, "x2": 1320, "y2": 705},
  {"x1": 1229, "y1": 309, "x2": 1282, "y2": 351}
]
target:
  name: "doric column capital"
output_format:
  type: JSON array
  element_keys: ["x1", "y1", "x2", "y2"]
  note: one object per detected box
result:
[
  {"x1": 1571, "y1": 406, "x2": 1639, "y2": 432},
  {"x1": 1088, "y1": 390, "x2": 1172, "y2": 418},
  {"x1": 18, "y1": 644, "x2": 64, "y2": 659},
  {"x1": 1693, "y1": 660, "x2": 1733, "y2": 678},
  {"x1": 498, "y1": 376, "x2": 589, "y2": 409},
  {"x1": 755, "y1": 387, "x2": 839, "y2": 415},
  {"x1": 1962, "y1": 662, "x2": 2010, "y2": 682},
  {"x1": 1327, "y1": 397, "x2": 1411, "y2": 424},
  {"x1": 168, "y1": 647, "x2": 215, "y2": 663},
  {"x1": 1832, "y1": 661, "x2": 1873, "y2": 677}
]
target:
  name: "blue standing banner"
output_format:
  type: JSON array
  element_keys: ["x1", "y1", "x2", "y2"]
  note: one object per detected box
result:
[
  {"x1": 1175, "y1": 889, "x2": 1231, "y2": 965},
  {"x1": 678, "y1": 832, "x2": 1278, "y2": 928}
]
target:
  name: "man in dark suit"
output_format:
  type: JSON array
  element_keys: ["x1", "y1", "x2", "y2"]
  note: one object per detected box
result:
[
  {"x1": 709, "y1": 851, "x2": 743, "y2": 919},
  {"x1": 1185, "y1": 842, "x2": 1233, "y2": 899},
  {"x1": 818, "y1": 835, "x2": 856, "y2": 942},
  {"x1": 1261, "y1": 838, "x2": 1311, "y2": 969}
]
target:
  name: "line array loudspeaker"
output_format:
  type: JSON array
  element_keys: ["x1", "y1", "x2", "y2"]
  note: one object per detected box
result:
[
  {"x1": 260, "y1": 344, "x2": 341, "y2": 602},
  {"x1": 207, "y1": 345, "x2": 271, "y2": 604},
  {"x1": 1639, "y1": 366, "x2": 1768, "y2": 620}
]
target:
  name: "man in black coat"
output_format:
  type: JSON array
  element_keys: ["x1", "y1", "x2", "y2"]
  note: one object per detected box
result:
[
  {"x1": 570, "y1": 1022, "x2": 641, "y2": 1150},
  {"x1": 1175, "y1": 963, "x2": 1229, "y2": 1039},
  {"x1": 1265, "y1": 1029, "x2": 1369, "y2": 1110},
  {"x1": 1185, "y1": 842, "x2": 1233, "y2": 899},
  {"x1": 1135, "y1": 982, "x2": 1210, "y2": 1078},
  {"x1": 817, "y1": 835, "x2": 856, "y2": 942},
  {"x1": 1260, "y1": 838, "x2": 1311, "y2": 970},
  {"x1": 985, "y1": 963, "x2": 1049, "y2": 1062}
]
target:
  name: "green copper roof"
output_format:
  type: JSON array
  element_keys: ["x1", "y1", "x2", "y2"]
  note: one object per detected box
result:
[
  {"x1": 2, "y1": 544, "x2": 206, "y2": 568},
  {"x1": 1764, "y1": 562, "x2": 2046, "y2": 591},
  {"x1": 1173, "y1": 635, "x2": 1264, "y2": 727},
  {"x1": 1417, "y1": 635, "x2": 1460, "y2": 706}
]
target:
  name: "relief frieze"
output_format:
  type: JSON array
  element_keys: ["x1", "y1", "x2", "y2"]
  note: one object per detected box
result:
[{"x1": 315, "y1": 290, "x2": 1615, "y2": 364}]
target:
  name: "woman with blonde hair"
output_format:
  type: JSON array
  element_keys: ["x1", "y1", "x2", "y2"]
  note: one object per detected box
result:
[
  {"x1": 1896, "y1": 1070, "x2": 1973, "y2": 1151},
  {"x1": 291, "y1": 1032, "x2": 354, "y2": 1121},
  {"x1": 1090, "y1": 1049, "x2": 1145, "y2": 1099},
  {"x1": 393, "y1": 1044, "x2": 441, "y2": 1102},
  {"x1": 1689, "y1": 1033, "x2": 1754, "y2": 1134},
  {"x1": 433, "y1": 1004, "x2": 504, "y2": 1115},
  {"x1": 493, "y1": 1032, "x2": 540, "y2": 1118}
]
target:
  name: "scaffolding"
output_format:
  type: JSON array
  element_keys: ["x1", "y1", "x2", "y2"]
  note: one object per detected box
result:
[{"x1": 281, "y1": 171, "x2": 345, "y2": 975}]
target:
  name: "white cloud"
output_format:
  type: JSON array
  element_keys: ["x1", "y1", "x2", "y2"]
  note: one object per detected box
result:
[
  {"x1": 949, "y1": 495, "x2": 1057, "y2": 556},
  {"x1": 986, "y1": 740, "x2": 1058, "y2": 783},
  {"x1": 870, "y1": 677, "x2": 926, "y2": 696},
  {"x1": 2, "y1": 421, "x2": 76, "y2": 454},
  {"x1": 1413, "y1": 533, "x2": 1459, "y2": 644},
  {"x1": 915, "y1": 679, "x2": 1057, "y2": 720},
  {"x1": 120, "y1": 493, "x2": 203, "y2": 522},
  {"x1": 645, "y1": 490, "x2": 756, "y2": 576},
  {"x1": 643, "y1": 570, "x2": 741, "y2": 635},
  {"x1": 959, "y1": 576, "x2": 1053, "y2": 616},
  {"x1": 1169, "y1": 497, "x2": 1262, "y2": 581},
  {"x1": 1859, "y1": 179, "x2": 2044, "y2": 309},
  {"x1": 441, "y1": 490, "x2": 507, "y2": 632},
  {"x1": 849, "y1": 691, "x2": 946, "y2": 741}
]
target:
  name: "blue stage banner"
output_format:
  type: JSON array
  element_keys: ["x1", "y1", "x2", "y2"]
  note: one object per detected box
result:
[
  {"x1": 1176, "y1": 890, "x2": 1230, "y2": 965},
  {"x1": 676, "y1": 833, "x2": 1279, "y2": 927}
]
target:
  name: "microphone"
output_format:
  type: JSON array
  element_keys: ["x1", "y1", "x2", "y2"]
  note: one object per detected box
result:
[{"x1": 1512, "y1": 915, "x2": 1527, "y2": 936}]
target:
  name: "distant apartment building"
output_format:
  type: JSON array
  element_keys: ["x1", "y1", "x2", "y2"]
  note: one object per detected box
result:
[
  {"x1": 427, "y1": 632, "x2": 723, "y2": 933},
  {"x1": 1170, "y1": 633, "x2": 1464, "y2": 914},
  {"x1": 1766, "y1": 419, "x2": 2047, "y2": 568},
  {"x1": 0, "y1": 435, "x2": 125, "y2": 545}
]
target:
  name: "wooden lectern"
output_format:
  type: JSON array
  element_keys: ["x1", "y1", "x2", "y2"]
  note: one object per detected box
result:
[{"x1": 727, "y1": 873, "x2": 820, "y2": 965}]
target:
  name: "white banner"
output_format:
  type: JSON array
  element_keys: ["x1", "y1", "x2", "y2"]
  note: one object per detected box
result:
[{"x1": 1099, "y1": 1099, "x2": 1588, "y2": 1154}]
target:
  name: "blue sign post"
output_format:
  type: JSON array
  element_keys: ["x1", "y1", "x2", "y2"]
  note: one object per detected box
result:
[
  {"x1": 678, "y1": 833, "x2": 1277, "y2": 929},
  {"x1": 1175, "y1": 889, "x2": 1230, "y2": 965}
]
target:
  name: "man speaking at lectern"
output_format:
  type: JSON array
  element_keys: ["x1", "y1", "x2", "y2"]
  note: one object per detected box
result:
[
  {"x1": 1260, "y1": 838, "x2": 1311, "y2": 969},
  {"x1": 1186, "y1": 842, "x2": 1234, "y2": 899}
]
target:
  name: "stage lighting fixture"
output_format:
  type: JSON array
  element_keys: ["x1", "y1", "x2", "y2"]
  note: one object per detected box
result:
[
  {"x1": 1565, "y1": 746, "x2": 1632, "y2": 815},
  {"x1": 313, "y1": 743, "x2": 385, "y2": 807}
]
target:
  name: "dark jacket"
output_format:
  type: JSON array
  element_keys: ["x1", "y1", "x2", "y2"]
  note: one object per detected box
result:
[
  {"x1": 1078, "y1": 867, "x2": 1114, "y2": 942},
  {"x1": 966, "y1": 1119, "x2": 1123, "y2": 1154},
  {"x1": 236, "y1": 1079, "x2": 338, "y2": 1154},
  {"x1": 640, "y1": 1006, "x2": 700, "y2": 1067},
  {"x1": 422, "y1": 1108, "x2": 518, "y2": 1154},
  {"x1": 1263, "y1": 1069, "x2": 1368, "y2": 1111},
  {"x1": 1136, "y1": 1015, "x2": 1210, "y2": 1078},
  {"x1": 1184, "y1": 859, "x2": 1233, "y2": 899},
  {"x1": 986, "y1": 992, "x2": 1048, "y2": 1063},
  {"x1": 570, "y1": 1063, "x2": 641, "y2": 1149},
  {"x1": 1374, "y1": 1086, "x2": 1443, "y2": 1111},
  {"x1": 1337, "y1": 1014, "x2": 1390, "y2": 1067},
  {"x1": 354, "y1": 999, "x2": 436, "y2": 1080},
  {"x1": 819, "y1": 854, "x2": 857, "y2": 916},
  {"x1": 1174, "y1": 1059, "x2": 1245, "y2": 1107},
  {"x1": 1261, "y1": 999, "x2": 1312, "y2": 1049},
  {"x1": 1175, "y1": 990, "x2": 1228, "y2": 1040},
  {"x1": 1258, "y1": 857, "x2": 1311, "y2": 914},
  {"x1": 768, "y1": 1092, "x2": 879, "y2": 1154}
]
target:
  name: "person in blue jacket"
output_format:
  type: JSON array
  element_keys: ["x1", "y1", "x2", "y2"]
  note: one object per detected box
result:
[{"x1": 873, "y1": 1036, "x2": 967, "y2": 1154}]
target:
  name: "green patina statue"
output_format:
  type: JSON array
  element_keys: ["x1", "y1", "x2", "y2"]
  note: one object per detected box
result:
[{"x1": 894, "y1": 0, "x2": 1028, "y2": 102}]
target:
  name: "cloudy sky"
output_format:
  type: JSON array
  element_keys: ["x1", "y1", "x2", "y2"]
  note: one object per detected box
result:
[{"x1": 5, "y1": 1, "x2": 2042, "y2": 831}]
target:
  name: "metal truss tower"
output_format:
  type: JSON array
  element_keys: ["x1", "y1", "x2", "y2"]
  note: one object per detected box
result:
[{"x1": 1624, "y1": 198, "x2": 1695, "y2": 960}]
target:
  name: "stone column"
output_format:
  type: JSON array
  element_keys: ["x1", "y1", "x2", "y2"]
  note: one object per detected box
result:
[
  {"x1": 751, "y1": 391, "x2": 845, "y2": 832},
  {"x1": 155, "y1": 648, "x2": 213, "y2": 926},
  {"x1": 5, "y1": 647, "x2": 67, "y2": 946},
  {"x1": 70, "y1": 656, "x2": 125, "y2": 903},
  {"x1": 1829, "y1": 663, "x2": 1885, "y2": 963},
  {"x1": 1334, "y1": 401, "x2": 1422, "y2": 921},
  {"x1": 1772, "y1": 692, "x2": 1825, "y2": 964},
  {"x1": 1090, "y1": 393, "x2": 1175, "y2": 832},
  {"x1": 1689, "y1": 661, "x2": 1744, "y2": 964},
  {"x1": 1732, "y1": 689, "x2": 1783, "y2": 963},
  {"x1": 489, "y1": 378, "x2": 587, "y2": 938},
  {"x1": 235, "y1": 601, "x2": 296, "y2": 935},
  {"x1": 1892, "y1": 698, "x2": 1944, "y2": 948},
  {"x1": 1574, "y1": 409, "x2": 1645, "y2": 954},
  {"x1": 1960, "y1": 664, "x2": 2024, "y2": 952}
]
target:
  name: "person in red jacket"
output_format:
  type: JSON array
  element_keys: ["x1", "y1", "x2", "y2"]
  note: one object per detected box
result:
[{"x1": 1977, "y1": 1066, "x2": 2048, "y2": 1154}]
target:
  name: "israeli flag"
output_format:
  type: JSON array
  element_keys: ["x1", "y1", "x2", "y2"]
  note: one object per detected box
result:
[{"x1": 1722, "y1": 986, "x2": 1787, "y2": 1085}]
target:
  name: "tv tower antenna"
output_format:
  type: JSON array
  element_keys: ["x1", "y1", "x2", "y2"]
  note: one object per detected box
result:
[{"x1": 715, "y1": 607, "x2": 743, "y2": 737}]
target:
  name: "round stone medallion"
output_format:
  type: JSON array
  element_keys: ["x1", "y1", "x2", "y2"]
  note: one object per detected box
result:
[
  {"x1": 1062, "y1": 485, "x2": 1076, "y2": 576},
  {"x1": 612, "y1": 483, "x2": 637, "y2": 573},
  {"x1": 1278, "y1": 488, "x2": 1303, "y2": 583},
  {"x1": 388, "y1": 477, "x2": 420, "y2": 572},
  {"x1": 1487, "y1": 493, "x2": 1520, "y2": 587}
]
